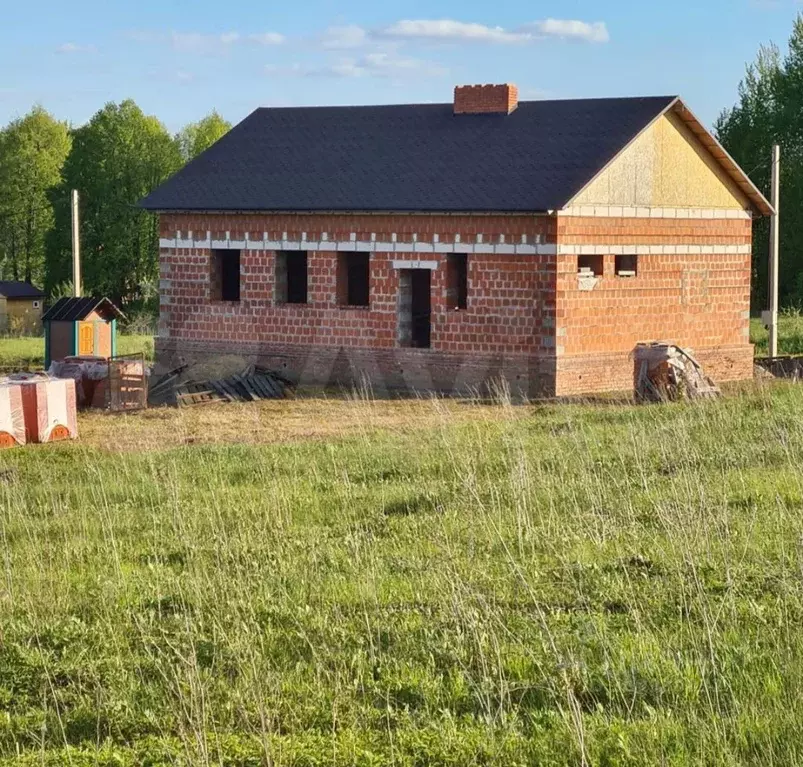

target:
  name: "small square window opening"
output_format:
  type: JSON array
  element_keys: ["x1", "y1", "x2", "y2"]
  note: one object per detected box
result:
[
  {"x1": 615, "y1": 254, "x2": 638, "y2": 277},
  {"x1": 578, "y1": 254, "x2": 603, "y2": 277}
]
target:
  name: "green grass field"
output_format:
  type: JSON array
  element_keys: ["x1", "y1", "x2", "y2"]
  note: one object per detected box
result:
[
  {"x1": 1, "y1": 384, "x2": 803, "y2": 765},
  {"x1": 2, "y1": 325, "x2": 803, "y2": 764},
  {"x1": 0, "y1": 334, "x2": 153, "y2": 371},
  {"x1": 750, "y1": 313, "x2": 803, "y2": 356}
]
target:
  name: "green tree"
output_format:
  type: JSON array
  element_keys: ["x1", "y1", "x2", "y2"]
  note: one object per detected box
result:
[
  {"x1": 774, "y1": 16, "x2": 803, "y2": 306},
  {"x1": 176, "y1": 110, "x2": 231, "y2": 162},
  {"x1": 716, "y1": 14, "x2": 803, "y2": 309},
  {"x1": 0, "y1": 106, "x2": 71, "y2": 286},
  {"x1": 48, "y1": 100, "x2": 182, "y2": 304},
  {"x1": 716, "y1": 44, "x2": 781, "y2": 308}
]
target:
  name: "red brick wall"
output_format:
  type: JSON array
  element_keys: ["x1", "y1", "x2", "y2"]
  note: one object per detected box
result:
[
  {"x1": 160, "y1": 213, "x2": 553, "y2": 249},
  {"x1": 159, "y1": 213, "x2": 557, "y2": 358},
  {"x1": 156, "y1": 211, "x2": 754, "y2": 397},
  {"x1": 554, "y1": 216, "x2": 753, "y2": 395}
]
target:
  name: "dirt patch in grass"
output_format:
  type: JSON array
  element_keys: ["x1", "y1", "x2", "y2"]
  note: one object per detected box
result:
[{"x1": 78, "y1": 395, "x2": 520, "y2": 452}]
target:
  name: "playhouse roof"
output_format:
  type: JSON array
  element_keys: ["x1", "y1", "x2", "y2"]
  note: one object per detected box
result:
[{"x1": 42, "y1": 297, "x2": 125, "y2": 322}]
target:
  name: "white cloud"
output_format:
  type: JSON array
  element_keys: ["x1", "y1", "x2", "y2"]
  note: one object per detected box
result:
[
  {"x1": 360, "y1": 18, "x2": 609, "y2": 46},
  {"x1": 264, "y1": 63, "x2": 310, "y2": 76},
  {"x1": 266, "y1": 52, "x2": 446, "y2": 79},
  {"x1": 376, "y1": 19, "x2": 528, "y2": 44},
  {"x1": 519, "y1": 19, "x2": 609, "y2": 43},
  {"x1": 57, "y1": 42, "x2": 97, "y2": 54},
  {"x1": 169, "y1": 31, "x2": 241, "y2": 52},
  {"x1": 130, "y1": 30, "x2": 283, "y2": 53},
  {"x1": 351, "y1": 52, "x2": 447, "y2": 77},
  {"x1": 249, "y1": 32, "x2": 285, "y2": 46},
  {"x1": 321, "y1": 24, "x2": 368, "y2": 49}
]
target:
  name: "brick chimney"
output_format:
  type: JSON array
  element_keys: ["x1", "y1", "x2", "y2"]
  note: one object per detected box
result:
[{"x1": 453, "y1": 83, "x2": 518, "y2": 115}]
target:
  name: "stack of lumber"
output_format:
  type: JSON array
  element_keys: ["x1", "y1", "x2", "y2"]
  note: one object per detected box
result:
[
  {"x1": 634, "y1": 342, "x2": 720, "y2": 402},
  {"x1": 149, "y1": 364, "x2": 291, "y2": 406}
]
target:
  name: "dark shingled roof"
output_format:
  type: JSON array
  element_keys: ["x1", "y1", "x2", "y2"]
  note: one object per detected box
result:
[
  {"x1": 0, "y1": 281, "x2": 45, "y2": 299},
  {"x1": 42, "y1": 297, "x2": 125, "y2": 322},
  {"x1": 140, "y1": 96, "x2": 680, "y2": 213}
]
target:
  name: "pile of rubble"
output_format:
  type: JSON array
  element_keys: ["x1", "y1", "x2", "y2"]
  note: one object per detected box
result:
[
  {"x1": 634, "y1": 343, "x2": 721, "y2": 402},
  {"x1": 48, "y1": 355, "x2": 148, "y2": 411}
]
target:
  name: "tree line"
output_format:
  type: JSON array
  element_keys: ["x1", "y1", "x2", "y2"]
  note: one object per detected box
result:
[
  {"x1": 0, "y1": 102, "x2": 230, "y2": 310},
  {"x1": 716, "y1": 13, "x2": 803, "y2": 309}
]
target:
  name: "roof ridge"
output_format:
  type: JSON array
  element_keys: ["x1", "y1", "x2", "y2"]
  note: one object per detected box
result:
[{"x1": 253, "y1": 95, "x2": 678, "y2": 112}]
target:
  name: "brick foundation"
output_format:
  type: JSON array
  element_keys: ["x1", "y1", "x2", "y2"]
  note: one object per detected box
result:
[
  {"x1": 554, "y1": 344, "x2": 754, "y2": 397},
  {"x1": 156, "y1": 337, "x2": 751, "y2": 400},
  {"x1": 155, "y1": 337, "x2": 557, "y2": 399}
]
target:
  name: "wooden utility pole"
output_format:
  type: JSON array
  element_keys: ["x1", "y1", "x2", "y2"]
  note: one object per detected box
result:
[
  {"x1": 71, "y1": 189, "x2": 81, "y2": 297},
  {"x1": 768, "y1": 145, "x2": 780, "y2": 358}
]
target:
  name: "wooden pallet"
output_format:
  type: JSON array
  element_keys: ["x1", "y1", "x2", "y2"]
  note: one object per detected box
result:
[{"x1": 175, "y1": 371, "x2": 289, "y2": 407}]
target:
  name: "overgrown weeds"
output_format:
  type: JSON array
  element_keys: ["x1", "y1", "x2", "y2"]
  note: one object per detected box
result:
[{"x1": 1, "y1": 384, "x2": 803, "y2": 764}]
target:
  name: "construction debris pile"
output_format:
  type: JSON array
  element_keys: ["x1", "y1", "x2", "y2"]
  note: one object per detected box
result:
[
  {"x1": 149, "y1": 363, "x2": 292, "y2": 406},
  {"x1": 48, "y1": 357, "x2": 111, "y2": 408},
  {"x1": 48, "y1": 355, "x2": 148, "y2": 411},
  {"x1": 634, "y1": 342, "x2": 721, "y2": 402},
  {"x1": 754, "y1": 355, "x2": 803, "y2": 380}
]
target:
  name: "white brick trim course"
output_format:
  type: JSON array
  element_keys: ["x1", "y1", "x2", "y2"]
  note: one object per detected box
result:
[
  {"x1": 558, "y1": 206, "x2": 751, "y2": 220},
  {"x1": 557, "y1": 244, "x2": 750, "y2": 255},
  {"x1": 160, "y1": 235, "x2": 558, "y2": 255},
  {"x1": 160, "y1": 236, "x2": 751, "y2": 257}
]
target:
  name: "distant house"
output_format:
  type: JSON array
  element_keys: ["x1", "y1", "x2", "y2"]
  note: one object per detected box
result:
[
  {"x1": 141, "y1": 83, "x2": 771, "y2": 397},
  {"x1": 0, "y1": 281, "x2": 45, "y2": 335}
]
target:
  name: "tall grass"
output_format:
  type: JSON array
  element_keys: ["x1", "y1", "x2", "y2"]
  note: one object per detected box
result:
[
  {"x1": 1, "y1": 385, "x2": 803, "y2": 764},
  {"x1": 0, "y1": 334, "x2": 153, "y2": 372},
  {"x1": 750, "y1": 312, "x2": 803, "y2": 356}
]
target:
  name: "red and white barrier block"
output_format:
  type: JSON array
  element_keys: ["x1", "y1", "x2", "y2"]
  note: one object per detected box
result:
[
  {"x1": 20, "y1": 378, "x2": 78, "y2": 444},
  {"x1": 0, "y1": 384, "x2": 26, "y2": 448}
]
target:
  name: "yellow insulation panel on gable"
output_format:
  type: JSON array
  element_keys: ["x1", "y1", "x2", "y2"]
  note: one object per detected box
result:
[{"x1": 572, "y1": 112, "x2": 749, "y2": 210}]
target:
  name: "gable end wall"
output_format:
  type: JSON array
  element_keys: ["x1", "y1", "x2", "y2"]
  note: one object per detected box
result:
[{"x1": 572, "y1": 112, "x2": 751, "y2": 211}]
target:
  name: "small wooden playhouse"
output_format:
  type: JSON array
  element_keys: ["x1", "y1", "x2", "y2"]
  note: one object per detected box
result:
[{"x1": 42, "y1": 297, "x2": 124, "y2": 368}]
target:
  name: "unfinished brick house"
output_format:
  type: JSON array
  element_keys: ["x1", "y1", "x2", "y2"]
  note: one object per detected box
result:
[{"x1": 141, "y1": 84, "x2": 771, "y2": 397}]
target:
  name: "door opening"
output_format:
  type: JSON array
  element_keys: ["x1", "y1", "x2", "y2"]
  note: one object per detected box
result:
[{"x1": 398, "y1": 269, "x2": 431, "y2": 348}]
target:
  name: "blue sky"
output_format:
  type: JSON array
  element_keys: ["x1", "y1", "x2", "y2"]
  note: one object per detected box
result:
[{"x1": 2, "y1": 0, "x2": 802, "y2": 132}]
